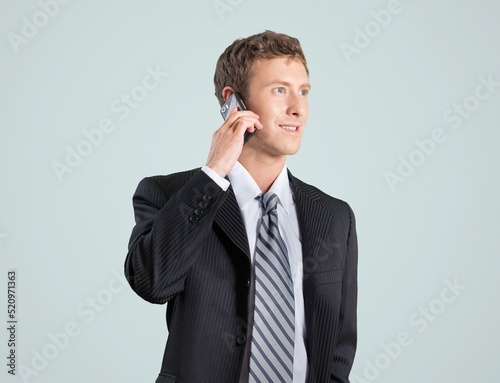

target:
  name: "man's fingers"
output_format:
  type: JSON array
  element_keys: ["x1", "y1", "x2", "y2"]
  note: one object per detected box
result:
[
  {"x1": 206, "y1": 109, "x2": 263, "y2": 177},
  {"x1": 224, "y1": 109, "x2": 260, "y2": 127}
]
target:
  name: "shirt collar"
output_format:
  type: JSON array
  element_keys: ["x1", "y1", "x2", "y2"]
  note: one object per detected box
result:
[
  {"x1": 227, "y1": 161, "x2": 293, "y2": 215},
  {"x1": 268, "y1": 164, "x2": 293, "y2": 216},
  {"x1": 227, "y1": 162, "x2": 260, "y2": 210}
]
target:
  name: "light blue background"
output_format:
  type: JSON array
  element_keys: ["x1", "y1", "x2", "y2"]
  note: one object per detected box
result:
[{"x1": 1, "y1": 0, "x2": 499, "y2": 382}]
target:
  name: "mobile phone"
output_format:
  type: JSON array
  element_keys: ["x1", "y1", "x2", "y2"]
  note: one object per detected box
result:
[{"x1": 220, "y1": 92, "x2": 254, "y2": 144}]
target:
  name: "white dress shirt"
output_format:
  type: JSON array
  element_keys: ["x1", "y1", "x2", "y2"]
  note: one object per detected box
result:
[{"x1": 202, "y1": 162, "x2": 307, "y2": 382}]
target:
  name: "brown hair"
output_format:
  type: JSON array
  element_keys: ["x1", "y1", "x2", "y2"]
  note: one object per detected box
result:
[{"x1": 213, "y1": 30, "x2": 309, "y2": 106}]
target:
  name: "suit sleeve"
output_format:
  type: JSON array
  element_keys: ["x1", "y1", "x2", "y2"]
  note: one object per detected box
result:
[
  {"x1": 331, "y1": 204, "x2": 358, "y2": 382},
  {"x1": 124, "y1": 170, "x2": 227, "y2": 304}
]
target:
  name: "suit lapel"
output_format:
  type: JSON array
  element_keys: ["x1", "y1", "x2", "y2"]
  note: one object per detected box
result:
[
  {"x1": 289, "y1": 170, "x2": 333, "y2": 379},
  {"x1": 288, "y1": 170, "x2": 333, "y2": 268},
  {"x1": 214, "y1": 185, "x2": 251, "y2": 258}
]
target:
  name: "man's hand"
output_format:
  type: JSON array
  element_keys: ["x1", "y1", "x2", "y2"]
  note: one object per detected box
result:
[{"x1": 205, "y1": 107, "x2": 263, "y2": 177}]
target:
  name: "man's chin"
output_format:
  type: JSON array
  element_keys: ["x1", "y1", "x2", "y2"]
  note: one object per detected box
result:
[{"x1": 286, "y1": 143, "x2": 302, "y2": 156}]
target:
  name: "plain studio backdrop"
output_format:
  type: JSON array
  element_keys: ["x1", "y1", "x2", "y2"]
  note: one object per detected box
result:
[{"x1": 1, "y1": 1, "x2": 499, "y2": 382}]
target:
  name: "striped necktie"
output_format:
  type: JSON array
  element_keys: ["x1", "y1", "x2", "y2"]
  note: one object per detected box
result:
[{"x1": 249, "y1": 192, "x2": 295, "y2": 383}]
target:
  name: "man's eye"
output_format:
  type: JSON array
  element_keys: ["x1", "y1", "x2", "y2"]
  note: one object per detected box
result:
[
  {"x1": 300, "y1": 89, "x2": 309, "y2": 96},
  {"x1": 275, "y1": 87, "x2": 286, "y2": 94}
]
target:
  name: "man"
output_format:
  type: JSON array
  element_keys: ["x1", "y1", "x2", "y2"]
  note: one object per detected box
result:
[{"x1": 125, "y1": 30, "x2": 357, "y2": 383}]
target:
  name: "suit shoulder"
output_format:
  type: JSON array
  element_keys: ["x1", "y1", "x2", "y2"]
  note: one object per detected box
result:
[
  {"x1": 139, "y1": 168, "x2": 201, "y2": 196},
  {"x1": 292, "y1": 175, "x2": 354, "y2": 216}
]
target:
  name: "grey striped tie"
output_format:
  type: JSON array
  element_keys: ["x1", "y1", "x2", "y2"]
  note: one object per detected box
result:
[{"x1": 249, "y1": 192, "x2": 295, "y2": 383}]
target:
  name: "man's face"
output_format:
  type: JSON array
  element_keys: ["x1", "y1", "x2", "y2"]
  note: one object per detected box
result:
[{"x1": 243, "y1": 57, "x2": 310, "y2": 161}]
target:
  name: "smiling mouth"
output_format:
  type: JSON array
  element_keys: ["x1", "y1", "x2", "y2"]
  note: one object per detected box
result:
[{"x1": 280, "y1": 125, "x2": 298, "y2": 131}]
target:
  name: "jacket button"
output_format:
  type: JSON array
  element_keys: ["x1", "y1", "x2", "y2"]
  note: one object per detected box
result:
[
  {"x1": 194, "y1": 208, "x2": 204, "y2": 216},
  {"x1": 189, "y1": 215, "x2": 199, "y2": 223},
  {"x1": 198, "y1": 201, "x2": 208, "y2": 209},
  {"x1": 202, "y1": 194, "x2": 211, "y2": 201},
  {"x1": 246, "y1": 279, "x2": 250, "y2": 287},
  {"x1": 236, "y1": 335, "x2": 246, "y2": 345}
]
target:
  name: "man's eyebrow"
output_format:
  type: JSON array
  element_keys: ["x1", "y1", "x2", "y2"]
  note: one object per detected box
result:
[{"x1": 265, "y1": 80, "x2": 311, "y2": 88}]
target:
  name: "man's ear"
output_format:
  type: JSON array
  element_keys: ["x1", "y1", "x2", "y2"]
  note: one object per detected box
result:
[{"x1": 222, "y1": 86, "x2": 236, "y2": 102}]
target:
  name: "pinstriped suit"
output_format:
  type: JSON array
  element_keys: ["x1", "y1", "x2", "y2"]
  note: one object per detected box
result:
[{"x1": 125, "y1": 168, "x2": 357, "y2": 383}]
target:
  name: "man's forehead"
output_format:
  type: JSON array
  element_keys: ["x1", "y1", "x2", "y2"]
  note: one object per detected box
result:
[
  {"x1": 250, "y1": 57, "x2": 309, "y2": 84},
  {"x1": 252, "y1": 56, "x2": 306, "y2": 69}
]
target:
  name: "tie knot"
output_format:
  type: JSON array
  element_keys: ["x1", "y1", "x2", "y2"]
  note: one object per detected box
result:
[{"x1": 258, "y1": 192, "x2": 279, "y2": 214}]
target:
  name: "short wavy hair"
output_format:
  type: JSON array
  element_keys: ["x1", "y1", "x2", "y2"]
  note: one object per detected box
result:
[{"x1": 213, "y1": 30, "x2": 309, "y2": 106}]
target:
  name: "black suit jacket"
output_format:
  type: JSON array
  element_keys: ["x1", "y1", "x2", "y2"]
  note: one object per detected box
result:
[{"x1": 125, "y1": 168, "x2": 357, "y2": 382}]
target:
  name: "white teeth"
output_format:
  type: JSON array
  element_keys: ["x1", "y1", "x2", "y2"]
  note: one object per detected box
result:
[{"x1": 281, "y1": 125, "x2": 297, "y2": 131}]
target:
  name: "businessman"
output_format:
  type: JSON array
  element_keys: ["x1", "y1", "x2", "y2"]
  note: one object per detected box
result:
[{"x1": 125, "y1": 30, "x2": 358, "y2": 383}]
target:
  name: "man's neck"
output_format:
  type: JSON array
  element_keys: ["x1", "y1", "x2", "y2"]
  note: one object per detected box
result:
[{"x1": 238, "y1": 153, "x2": 286, "y2": 193}]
